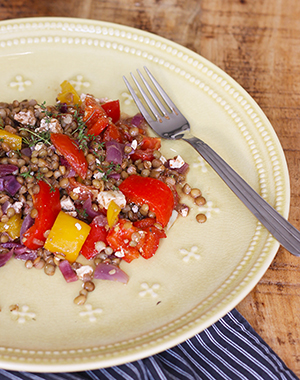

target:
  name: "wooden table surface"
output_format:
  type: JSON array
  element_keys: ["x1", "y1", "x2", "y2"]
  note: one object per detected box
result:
[{"x1": 1, "y1": 0, "x2": 300, "y2": 376}]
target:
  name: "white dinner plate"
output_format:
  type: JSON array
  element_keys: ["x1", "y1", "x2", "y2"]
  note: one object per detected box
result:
[{"x1": 0, "y1": 17, "x2": 290, "y2": 372}]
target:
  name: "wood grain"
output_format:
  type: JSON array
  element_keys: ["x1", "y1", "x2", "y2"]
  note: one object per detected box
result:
[{"x1": 1, "y1": 0, "x2": 300, "y2": 376}]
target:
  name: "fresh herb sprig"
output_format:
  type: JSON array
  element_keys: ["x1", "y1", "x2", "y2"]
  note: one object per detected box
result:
[{"x1": 20, "y1": 127, "x2": 51, "y2": 147}]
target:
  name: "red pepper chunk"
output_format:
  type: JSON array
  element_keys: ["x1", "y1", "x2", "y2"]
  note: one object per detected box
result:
[
  {"x1": 101, "y1": 100, "x2": 120, "y2": 123},
  {"x1": 119, "y1": 175, "x2": 174, "y2": 227},
  {"x1": 83, "y1": 96, "x2": 110, "y2": 136},
  {"x1": 80, "y1": 220, "x2": 108, "y2": 260},
  {"x1": 107, "y1": 219, "x2": 145, "y2": 263},
  {"x1": 50, "y1": 133, "x2": 88, "y2": 180},
  {"x1": 22, "y1": 181, "x2": 61, "y2": 250},
  {"x1": 140, "y1": 226, "x2": 166, "y2": 259}
]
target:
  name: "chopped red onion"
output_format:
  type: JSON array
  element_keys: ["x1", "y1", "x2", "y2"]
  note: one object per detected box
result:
[
  {"x1": 3, "y1": 175, "x2": 21, "y2": 196},
  {"x1": 20, "y1": 147, "x2": 32, "y2": 157},
  {"x1": 0, "y1": 164, "x2": 18, "y2": 176},
  {"x1": 0, "y1": 248, "x2": 14, "y2": 267},
  {"x1": 20, "y1": 214, "x2": 34, "y2": 243},
  {"x1": 107, "y1": 172, "x2": 121, "y2": 180},
  {"x1": 2, "y1": 200, "x2": 11, "y2": 214},
  {"x1": 59, "y1": 260, "x2": 78, "y2": 282},
  {"x1": 14, "y1": 250, "x2": 38, "y2": 261},
  {"x1": 94, "y1": 263, "x2": 129, "y2": 284},
  {"x1": 131, "y1": 113, "x2": 144, "y2": 127},
  {"x1": 83, "y1": 197, "x2": 102, "y2": 219},
  {"x1": 92, "y1": 214, "x2": 107, "y2": 227},
  {"x1": 105, "y1": 141, "x2": 124, "y2": 165}
]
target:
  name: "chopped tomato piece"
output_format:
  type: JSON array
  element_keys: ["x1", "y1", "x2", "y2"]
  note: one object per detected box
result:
[
  {"x1": 119, "y1": 175, "x2": 174, "y2": 227},
  {"x1": 130, "y1": 148, "x2": 156, "y2": 161},
  {"x1": 107, "y1": 219, "x2": 145, "y2": 263},
  {"x1": 23, "y1": 181, "x2": 61, "y2": 250},
  {"x1": 133, "y1": 218, "x2": 157, "y2": 229},
  {"x1": 140, "y1": 136, "x2": 161, "y2": 150},
  {"x1": 83, "y1": 96, "x2": 110, "y2": 136},
  {"x1": 101, "y1": 100, "x2": 120, "y2": 123},
  {"x1": 80, "y1": 220, "x2": 108, "y2": 260},
  {"x1": 102, "y1": 124, "x2": 123, "y2": 143},
  {"x1": 66, "y1": 177, "x2": 98, "y2": 201},
  {"x1": 50, "y1": 133, "x2": 88, "y2": 180},
  {"x1": 140, "y1": 226, "x2": 166, "y2": 259}
]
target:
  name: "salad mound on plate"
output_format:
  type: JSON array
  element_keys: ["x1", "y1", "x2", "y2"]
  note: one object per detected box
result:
[{"x1": 0, "y1": 81, "x2": 207, "y2": 305}]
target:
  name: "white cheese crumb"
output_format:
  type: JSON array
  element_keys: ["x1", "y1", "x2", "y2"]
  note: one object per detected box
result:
[
  {"x1": 75, "y1": 223, "x2": 82, "y2": 231},
  {"x1": 160, "y1": 155, "x2": 167, "y2": 164},
  {"x1": 14, "y1": 110, "x2": 36, "y2": 126},
  {"x1": 34, "y1": 142, "x2": 44, "y2": 151},
  {"x1": 97, "y1": 190, "x2": 126, "y2": 210},
  {"x1": 36, "y1": 118, "x2": 63, "y2": 134},
  {"x1": 72, "y1": 187, "x2": 81, "y2": 194},
  {"x1": 76, "y1": 265, "x2": 93, "y2": 280},
  {"x1": 115, "y1": 248, "x2": 125, "y2": 258},
  {"x1": 131, "y1": 140, "x2": 138, "y2": 150},
  {"x1": 93, "y1": 171, "x2": 105, "y2": 179},
  {"x1": 60, "y1": 196, "x2": 76, "y2": 211},
  {"x1": 132, "y1": 205, "x2": 139, "y2": 213},
  {"x1": 11, "y1": 201, "x2": 23, "y2": 214},
  {"x1": 169, "y1": 155, "x2": 185, "y2": 169}
]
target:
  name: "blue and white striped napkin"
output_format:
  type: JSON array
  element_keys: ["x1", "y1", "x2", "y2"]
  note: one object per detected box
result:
[{"x1": 1, "y1": 309, "x2": 298, "y2": 380}]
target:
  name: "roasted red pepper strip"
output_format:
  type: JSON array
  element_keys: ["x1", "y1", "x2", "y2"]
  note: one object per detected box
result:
[
  {"x1": 130, "y1": 136, "x2": 161, "y2": 161},
  {"x1": 119, "y1": 175, "x2": 174, "y2": 227},
  {"x1": 140, "y1": 226, "x2": 166, "y2": 259},
  {"x1": 22, "y1": 181, "x2": 61, "y2": 250},
  {"x1": 101, "y1": 100, "x2": 120, "y2": 123},
  {"x1": 83, "y1": 96, "x2": 110, "y2": 136},
  {"x1": 66, "y1": 177, "x2": 98, "y2": 201},
  {"x1": 107, "y1": 219, "x2": 145, "y2": 263},
  {"x1": 80, "y1": 220, "x2": 108, "y2": 260},
  {"x1": 102, "y1": 124, "x2": 123, "y2": 143},
  {"x1": 50, "y1": 133, "x2": 88, "y2": 179}
]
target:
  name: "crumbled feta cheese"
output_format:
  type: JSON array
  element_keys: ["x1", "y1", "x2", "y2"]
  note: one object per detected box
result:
[
  {"x1": 97, "y1": 190, "x2": 126, "y2": 210},
  {"x1": 169, "y1": 155, "x2": 185, "y2": 169},
  {"x1": 34, "y1": 142, "x2": 44, "y2": 151},
  {"x1": 132, "y1": 205, "x2": 139, "y2": 213},
  {"x1": 160, "y1": 155, "x2": 167, "y2": 164},
  {"x1": 35, "y1": 118, "x2": 63, "y2": 134},
  {"x1": 65, "y1": 211, "x2": 77, "y2": 218},
  {"x1": 75, "y1": 223, "x2": 82, "y2": 231},
  {"x1": 72, "y1": 187, "x2": 81, "y2": 194},
  {"x1": 14, "y1": 110, "x2": 36, "y2": 126},
  {"x1": 115, "y1": 248, "x2": 125, "y2": 258},
  {"x1": 76, "y1": 265, "x2": 93, "y2": 280},
  {"x1": 93, "y1": 171, "x2": 105, "y2": 180},
  {"x1": 60, "y1": 196, "x2": 76, "y2": 211},
  {"x1": 11, "y1": 201, "x2": 23, "y2": 214},
  {"x1": 131, "y1": 140, "x2": 138, "y2": 150},
  {"x1": 61, "y1": 114, "x2": 73, "y2": 125}
]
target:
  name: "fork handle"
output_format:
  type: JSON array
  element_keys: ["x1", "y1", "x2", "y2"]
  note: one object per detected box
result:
[{"x1": 183, "y1": 135, "x2": 300, "y2": 256}]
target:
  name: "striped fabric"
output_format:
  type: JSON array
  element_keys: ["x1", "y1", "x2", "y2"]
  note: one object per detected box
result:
[{"x1": 1, "y1": 309, "x2": 298, "y2": 380}]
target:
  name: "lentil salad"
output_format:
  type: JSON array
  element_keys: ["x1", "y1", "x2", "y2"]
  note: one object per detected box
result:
[{"x1": 0, "y1": 81, "x2": 206, "y2": 305}]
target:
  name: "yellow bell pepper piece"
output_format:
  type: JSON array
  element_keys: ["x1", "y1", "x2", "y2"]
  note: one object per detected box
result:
[
  {"x1": 0, "y1": 213, "x2": 22, "y2": 240},
  {"x1": 107, "y1": 200, "x2": 121, "y2": 228},
  {"x1": 57, "y1": 80, "x2": 81, "y2": 106},
  {"x1": 44, "y1": 211, "x2": 91, "y2": 262},
  {"x1": 0, "y1": 130, "x2": 22, "y2": 150}
]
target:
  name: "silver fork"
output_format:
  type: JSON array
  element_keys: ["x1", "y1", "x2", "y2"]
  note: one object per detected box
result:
[{"x1": 123, "y1": 66, "x2": 300, "y2": 257}]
